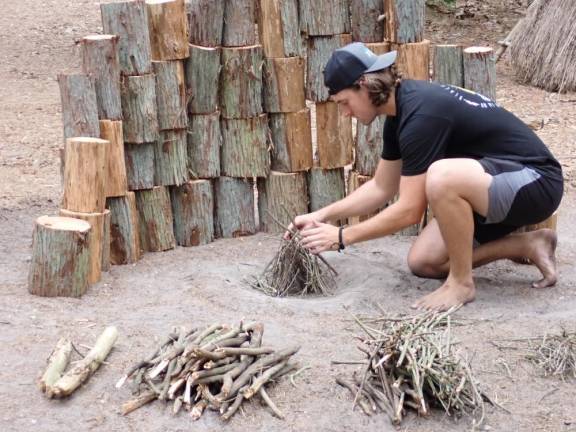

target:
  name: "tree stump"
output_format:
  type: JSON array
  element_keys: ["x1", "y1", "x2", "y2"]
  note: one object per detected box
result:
[
  {"x1": 433, "y1": 44, "x2": 464, "y2": 87},
  {"x1": 58, "y1": 74, "x2": 100, "y2": 140},
  {"x1": 101, "y1": 0, "x2": 152, "y2": 75},
  {"x1": 307, "y1": 167, "x2": 346, "y2": 212},
  {"x1": 107, "y1": 192, "x2": 142, "y2": 265},
  {"x1": 121, "y1": 74, "x2": 159, "y2": 144},
  {"x1": 365, "y1": 41, "x2": 391, "y2": 55},
  {"x1": 100, "y1": 120, "x2": 128, "y2": 198},
  {"x1": 391, "y1": 40, "x2": 430, "y2": 81},
  {"x1": 59, "y1": 209, "x2": 107, "y2": 284},
  {"x1": 214, "y1": 177, "x2": 256, "y2": 238},
  {"x1": 81, "y1": 35, "x2": 122, "y2": 120},
  {"x1": 269, "y1": 109, "x2": 313, "y2": 172},
  {"x1": 258, "y1": 0, "x2": 302, "y2": 58},
  {"x1": 306, "y1": 34, "x2": 352, "y2": 102},
  {"x1": 147, "y1": 0, "x2": 189, "y2": 61},
  {"x1": 185, "y1": 45, "x2": 221, "y2": 114},
  {"x1": 187, "y1": 112, "x2": 221, "y2": 178},
  {"x1": 186, "y1": 0, "x2": 225, "y2": 47},
  {"x1": 258, "y1": 172, "x2": 309, "y2": 233},
  {"x1": 135, "y1": 186, "x2": 176, "y2": 252},
  {"x1": 263, "y1": 57, "x2": 306, "y2": 113},
  {"x1": 28, "y1": 216, "x2": 91, "y2": 298},
  {"x1": 125, "y1": 142, "x2": 155, "y2": 190},
  {"x1": 153, "y1": 60, "x2": 188, "y2": 130},
  {"x1": 355, "y1": 115, "x2": 385, "y2": 176},
  {"x1": 62, "y1": 137, "x2": 109, "y2": 213},
  {"x1": 463, "y1": 47, "x2": 497, "y2": 101},
  {"x1": 347, "y1": 172, "x2": 379, "y2": 225},
  {"x1": 220, "y1": 45, "x2": 264, "y2": 119},
  {"x1": 154, "y1": 129, "x2": 189, "y2": 186},
  {"x1": 350, "y1": 0, "x2": 384, "y2": 42},
  {"x1": 102, "y1": 209, "x2": 111, "y2": 272},
  {"x1": 384, "y1": 0, "x2": 425, "y2": 43},
  {"x1": 222, "y1": 0, "x2": 257, "y2": 47},
  {"x1": 316, "y1": 101, "x2": 353, "y2": 169},
  {"x1": 299, "y1": 0, "x2": 350, "y2": 36},
  {"x1": 170, "y1": 179, "x2": 214, "y2": 246},
  {"x1": 221, "y1": 115, "x2": 270, "y2": 177}
]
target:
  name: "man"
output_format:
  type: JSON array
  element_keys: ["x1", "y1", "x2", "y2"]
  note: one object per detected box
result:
[{"x1": 289, "y1": 42, "x2": 563, "y2": 311}]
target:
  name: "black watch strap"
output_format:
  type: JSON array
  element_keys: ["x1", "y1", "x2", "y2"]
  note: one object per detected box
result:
[{"x1": 338, "y1": 225, "x2": 346, "y2": 252}]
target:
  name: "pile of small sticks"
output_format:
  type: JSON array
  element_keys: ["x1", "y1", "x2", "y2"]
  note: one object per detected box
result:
[
  {"x1": 335, "y1": 307, "x2": 486, "y2": 426},
  {"x1": 117, "y1": 322, "x2": 300, "y2": 420},
  {"x1": 526, "y1": 330, "x2": 576, "y2": 379}
]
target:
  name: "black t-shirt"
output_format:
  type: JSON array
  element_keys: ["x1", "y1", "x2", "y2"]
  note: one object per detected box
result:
[{"x1": 381, "y1": 80, "x2": 561, "y2": 179}]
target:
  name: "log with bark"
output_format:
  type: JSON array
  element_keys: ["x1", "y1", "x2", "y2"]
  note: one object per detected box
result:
[
  {"x1": 153, "y1": 60, "x2": 188, "y2": 130},
  {"x1": 315, "y1": 101, "x2": 353, "y2": 169},
  {"x1": 258, "y1": 0, "x2": 302, "y2": 58},
  {"x1": 107, "y1": 192, "x2": 142, "y2": 265},
  {"x1": 214, "y1": 177, "x2": 256, "y2": 238},
  {"x1": 125, "y1": 142, "x2": 155, "y2": 190},
  {"x1": 186, "y1": 0, "x2": 225, "y2": 47},
  {"x1": 365, "y1": 41, "x2": 391, "y2": 55},
  {"x1": 100, "y1": 120, "x2": 128, "y2": 198},
  {"x1": 102, "y1": 209, "x2": 111, "y2": 272},
  {"x1": 269, "y1": 109, "x2": 313, "y2": 172},
  {"x1": 347, "y1": 171, "x2": 379, "y2": 225},
  {"x1": 355, "y1": 114, "x2": 385, "y2": 176},
  {"x1": 154, "y1": 129, "x2": 189, "y2": 186},
  {"x1": 101, "y1": 0, "x2": 152, "y2": 75},
  {"x1": 81, "y1": 35, "x2": 122, "y2": 120},
  {"x1": 391, "y1": 40, "x2": 430, "y2": 81},
  {"x1": 350, "y1": 0, "x2": 385, "y2": 42},
  {"x1": 121, "y1": 74, "x2": 159, "y2": 144},
  {"x1": 263, "y1": 57, "x2": 306, "y2": 113},
  {"x1": 383, "y1": 0, "x2": 425, "y2": 43},
  {"x1": 185, "y1": 45, "x2": 221, "y2": 115},
  {"x1": 463, "y1": 46, "x2": 497, "y2": 101},
  {"x1": 433, "y1": 44, "x2": 464, "y2": 87},
  {"x1": 147, "y1": 0, "x2": 189, "y2": 61},
  {"x1": 170, "y1": 179, "x2": 214, "y2": 246},
  {"x1": 28, "y1": 216, "x2": 91, "y2": 298},
  {"x1": 299, "y1": 0, "x2": 350, "y2": 36},
  {"x1": 38, "y1": 338, "x2": 73, "y2": 393},
  {"x1": 222, "y1": 0, "x2": 257, "y2": 47},
  {"x1": 58, "y1": 74, "x2": 100, "y2": 140},
  {"x1": 187, "y1": 112, "x2": 221, "y2": 179},
  {"x1": 307, "y1": 167, "x2": 346, "y2": 213},
  {"x1": 135, "y1": 186, "x2": 176, "y2": 252}
]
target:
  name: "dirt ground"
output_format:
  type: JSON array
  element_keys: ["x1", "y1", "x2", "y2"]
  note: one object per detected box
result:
[{"x1": 1, "y1": 1, "x2": 576, "y2": 431}]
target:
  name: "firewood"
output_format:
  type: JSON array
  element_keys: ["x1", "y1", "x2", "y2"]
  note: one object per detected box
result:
[
  {"x1": 153, "y1": 60, "x2": 188, "y2": 131},
  {"x1": 263, "y1": 57, "x2": 306, "y2": 113},
  {"x1": 57, "y1": 74, "x2": 100, "y2": 140},
  {"x1": 170, "y1": 180, "x2": 214, "y2": 246},
  {"x1": 187, "y1": 112, "x2": 221, "y2": 179},
  {"x1": 214, "y1": 177, "x2": 256, "y2": 238},
  {"x1": 383, "y1": 0, "x2": 425, "y2": 43},
  {"x1": 107, "y1": 192, "x2": 142, "y2": 265},
  {"x1": 355, "y1": 115, "x2": 385, "y2": 176},
  {"x1": 307, "y1": 167, "x2": 346, "y2": 212},
  {"x1": 124, "y1": 143, "x2": 155, "y2": 191},
  {"x1": 99, "y1": 120, "x2": 128, "y2": 198},
  {"x1": 365, "y1": 41, "x2": 391, "y2": 55},
  {"x1": 101, "y1": 209, "x2": 111, "y2": 272},
  {"x1": 391, "y1": 40, "x2": 430, "y2": 81},
  {"x1": 154, "y1": 129, "x2": 189, "y2": 186},
  {"x1": 315, "y1": 101, "x2": 353, "y2": 169},
  {"x1": 350, "y1": 0, "x2": 385, "y2": 43},
  {"x1": 222, "y1": 0, "x2": 257, "y2": 47},
  {"x1": 269, "y1": 109, "x2": 313, "y2": 172},
  {"x1": 463, "y1": 47, "x2": 497, "y2": 101},
  {"x1": 38, "y1": 338, "x2": 73, "y2": 393},
  {"x1": 186, "y1": 0, "x2": 225, "y2": 47},
  {"x1": 299, "y1": 0, "x2": 350, "y2": 36},
  {"x1": 185, "y1": 45, "x2": 221, "y2": 115},
  {"x1": 258, "y1": 0, "x2": 302, "y2": 58},
  {"x1": 146, "y1": 0, "x2": 189, "y2": 61},
  {"x1": 121, "y1": 74, "x2": 159, "y2": 144},
  {"x1": 433, "y1": 44, "x2": 464, "y2": 87},
  {"x1": 135, "y1": 187, "x2": 176, "y2": 252}
]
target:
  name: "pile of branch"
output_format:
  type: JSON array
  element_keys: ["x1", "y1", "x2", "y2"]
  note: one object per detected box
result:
[
  {"x1": 118, "y1": 322, "x2": 300, "y2": 421},
  {"x1": 526, "y1": 330, "x2": 576, "y2": 379},
  {"x1": 335, "y1": 307, "x2": 486, "y2": 426}
]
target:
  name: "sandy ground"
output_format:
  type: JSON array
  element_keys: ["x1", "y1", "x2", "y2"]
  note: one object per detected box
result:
[{"x1": 1, "y1": 1, "x2": 576, "y2": 431}]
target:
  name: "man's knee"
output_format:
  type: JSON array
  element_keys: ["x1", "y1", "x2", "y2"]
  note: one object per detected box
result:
[
  {"x1": 425, "y1": 160, "x2": 457, "y2": 202},
  {"x1": 407, "y1": 250, "x2": 446, "y2": 279}
]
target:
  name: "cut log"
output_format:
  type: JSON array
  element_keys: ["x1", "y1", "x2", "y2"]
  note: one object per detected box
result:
[
  {"x1": 365, "y1": 41, "x2": 391, "y2": 55},
  {"x1": 269, "y1": 109, "x2": 313, "y2": 172},
  {"x1": 220, "y1": 45, "x2": 264, "y2": 119},
  {"x1": 463, "y1": 47, "x2": 497, "y2": 101},
  {"x1": 38, "y1": 338, "x2": 73, "y2": 393},
  {"x1": 307, "y1": 167, "x2": 346, "y2": 212},
  {"x1": 433, "y1": 44, "x2": 464, "y2": 87},
  {"x1": 81, "y1": 35, "x2": 122, "y2": 120},
  {"x1": 62, "y1": 137, "x2": 109, "y2": 213},
  {"x1": 257, "y1": 172, "x2": 309, "y2": 233},
  {"x1": 121, "y1": 74, "x2": 159, "y2": 144},
  {"x1": 347, "y1": 172, "x2": 379, "y2": 225},
  {"x1": 187, "y1": 112, "x2": 221, "y2": 179},
  {"x1": 306, "y1": 34, "x2": 352, "y2": 102},
  {"x1": 58, "y1": 209, "x2": 107, "y2": 285},
  {"x1": 100, "y1": 120, "x2": 128, "y2": 198},
  {"x1": 214, "y1": 177, "x2": 256, "y2": 238},
  {"x1": 135, "y1": 186, "x2": 176, "y2": 252},
  {"x1": 222, "y1": 0, "x2": 257, "y2": 47},
  {"x1": 383, "y1": 0, "x2": 425, "y2": 43},
  {"x1": 263, "y1": 57, "x2": 306, "y2": 113},
  {"x1": 153, "y1": 60, "x2": 188, "y2": 130},
  {"x1": 221, "y1": 115, "x2": 270, "y2": 177},
  {"x1": 315, "y1": 101, "x2": 353, "y2": 169},
  {"x1": 154, "y1": 129, "x2": 189, "y2": 186},
  {"x1": 350, "y1": 0, "x2": 385, "y2": 42},
  {"x1": 299, "y1": 0, "x2": 350, "y2": 36},
  {"x1": 28, "y1": 216, "x2": 91, "y2": 298},
  {"x1": 101, "y1": 0, "x2": 152, "y2": 75},
  {"x1": 185, "y1": 45, "x2": 221, "y2": 115},
  {"x1": 170, "y1": 179, "x2": 214, "y2": 246},
  {"x1": 58, "y1": 74, "x2": 100, "y2": 140},
  {"x1": 125, "y1": 142, "x2": 155, "y2": 190},
  {"x1": 107, "y1": 192, "x2": 142, "y2": 265},
  {"x1": 147, "y1": 0, "x2": 189, "y2": 61},
  {"x1": 391, "y1": 40, "x2": 430, "y2": 81},
  {"x1": 258, "y1": 0, "x2": 302, "y2": 58},
  {"x1": 355, "y1": 114, "x2": 385, "y2": 176},
  {"x1": 186, "y1": 0, "x2": 225, "y2": 47},
  {"x1": 102, "y1": 209, "x2": 111, "y2": 272}
]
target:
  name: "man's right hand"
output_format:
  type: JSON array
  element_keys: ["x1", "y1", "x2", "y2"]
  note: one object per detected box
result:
[{"x1": 283, "y1": 211, "x2": 324, "y2": 240}]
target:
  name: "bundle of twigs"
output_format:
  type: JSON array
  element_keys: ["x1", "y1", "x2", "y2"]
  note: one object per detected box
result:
[
  {"x1": 526, "y1": 330, "x2": 576, "y2": 379},
  {"x1": 336, "y1": 307, "x2": 486, "y2": 426},
  {"x1": 117, "y1": 322, "x2": 300, "y2": 420}
]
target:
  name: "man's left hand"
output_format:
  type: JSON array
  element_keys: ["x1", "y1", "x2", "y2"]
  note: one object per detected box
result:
[{"x1": 299, "y1": 221, "x2": 340, "y2": 254}]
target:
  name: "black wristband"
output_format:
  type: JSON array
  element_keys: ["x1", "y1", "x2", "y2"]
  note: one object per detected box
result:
[{"x1": 338, "y1": 225, "x2": 346, "y2": 252}]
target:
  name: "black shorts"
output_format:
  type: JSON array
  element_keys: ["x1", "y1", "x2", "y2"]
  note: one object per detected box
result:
[{"x1": 473, "y1": 157, "x2": 563, "y2": 245}]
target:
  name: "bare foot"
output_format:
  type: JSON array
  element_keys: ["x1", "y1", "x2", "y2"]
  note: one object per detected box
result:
[
  {"x1": 525, "y1": 228, "x2": 557, "y2": 288},
  {"x1": 411, "y1": 279, "x2": 476, "y2": 311}
]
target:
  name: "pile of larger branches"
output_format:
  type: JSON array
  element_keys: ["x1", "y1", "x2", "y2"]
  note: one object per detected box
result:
[
  {"x1": 336, "y1": 307, "x2": 486, "y2": 426},
  {"x1": 526, "y1": 330, "x2": 576, "y2": 379},
  {"x1": 117, "y1": 322, "x2": 300, "y2": 421}
]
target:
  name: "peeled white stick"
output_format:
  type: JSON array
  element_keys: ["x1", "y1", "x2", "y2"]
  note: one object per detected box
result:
[
  {"x1": 38, "y1": 338, "x2": 73, "y2": 393},
  {"x1": 46, "y1": 326, "x2": 118, "y2": 398}
]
